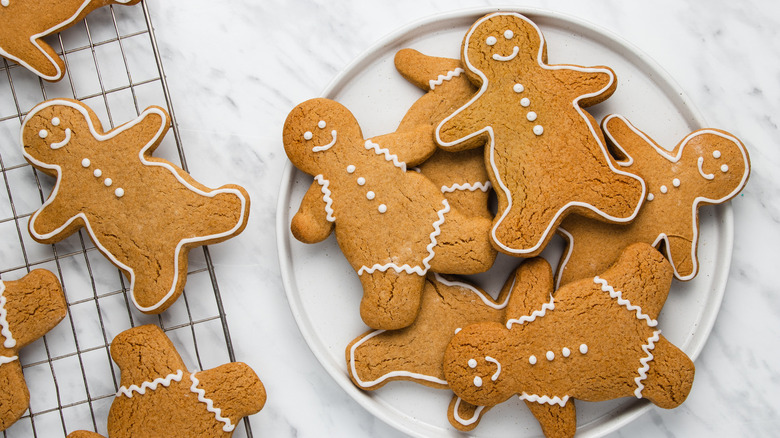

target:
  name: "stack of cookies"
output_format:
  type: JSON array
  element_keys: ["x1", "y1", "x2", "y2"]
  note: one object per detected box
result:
[{"x1": 283, "y1": 11, "x2": 751, "y2": 437}]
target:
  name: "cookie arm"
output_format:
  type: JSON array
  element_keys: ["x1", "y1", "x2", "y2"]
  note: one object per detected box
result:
[
  {"x1": 601, "y1": 114, "x2": 652, "y2": 167},
  {"x1": 368, "y1": 125, "x2": 436, "y2": 167},
  {"x1": 291, "y1": 181, "x2": 334, "y2": 244},
  {"x1": 435, "y1": 101, "x2": 489, "y2": 152},
  {"x1": 553, "y1": 66, "x2": 616, "y2": 107},
  {"x1": 28, "y1": 192, "x2": 81, "y2": 243},
  {"x1": 504, "y1": 258, "x2": 555, "y2": 327},
  {"x1": 115, "y1": 106, "x2": 171, "y2": 157},
  {"x1": 394, "y1": 49, "x2": 462, "y2": 91}
]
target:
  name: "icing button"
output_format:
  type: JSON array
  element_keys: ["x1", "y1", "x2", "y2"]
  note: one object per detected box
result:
[
  {"x1": 81, "y1": 158, "x2": 91, "y2": 168},
  {"x1": 526, "y1": 111, "x2": 537, "y2": 122},
  {"x1": 513, "y1": 83, "x2": 524, "y2": 93},
  {"x1": 520, "y1": 97, "x2": 530, "y2": 107},
  {"x1": 579, "y1": 344, "x2": 588, "y2": 354},
  {"x1": 546, "y1": 351, "x2": 555, "y2": 361},
  {"x1": 529, "y1": 355, "x2": 537, "y2": 365},
  {"x1": 115, "y1": 188, "x2": 125, "y2": 198},
  {"x1": 104, "y1": 178, "x2": 113, "y2": 187},
  {"x1": 94, "y1": 169, "x2": 102, "y2": 178},
  {"x1": 533, "y1": 125, "x2": 544, "y2": 136},
  {"x1": 378, "y1": 204, "x2": 387, "y2": 214},
  {"x1": 357, "y1": 177, "x2": 366, "y2": 186},
  {"x1": 673, "y1": 178, "x2": 681, "y2": 187},
  {"x1": 366, "y1": 191, "x2": 375, "y2": 200}
]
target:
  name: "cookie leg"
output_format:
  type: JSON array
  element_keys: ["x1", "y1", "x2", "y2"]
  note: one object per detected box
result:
[
  {"x1": 637, "y1": 337, "x2": 695, "y2": 409},
  {"x1": 0, "y1": 361, "x2": 30, "y2": 431},
  {"x1": 358, "y1": 271, "x2": 425, "y2": 330},
  {"x1": 575, "y1": 167, "x2": 644, "y2": 222},
  {"x1": 523, "y1": 399, "x2": 577, "y2": 438},
  {"x1": 188, "y1": 186, "x2": 249, "y2": 241},
  {"x1": 447, "y1": 395, "x2": 491, "y2": 431},
  {"x1": 126, "y1": 244, "x2": 184, "y2": 314},
  {"x1": 429, "y1": 214, "x2": 495, "y2": 274},
  {"x1": 4, "y1": 38, "x2": 64, "y2": 81}
]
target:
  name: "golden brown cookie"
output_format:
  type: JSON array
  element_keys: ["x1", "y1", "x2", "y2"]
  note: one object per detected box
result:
[
  {"x1": 22, "y1": 99, "x2": 250, "y2": 314},
  {"x1": 394, "y1": 48, "x2": 492, "y2": 220},
  {"x1": 443, "y1": 243, "x2": 694, "y2": 437},
  {"x1": 284, "y1": 98, "x2": 496, "y2": 330},
  {"x1": 435, "y1": 12, "x2": 645, "y2": 257},
  {"x1": 0, "y1": 0, "x2": 142, "y2": 81},
  {"x1": 556, "y1": 114, "x2": 750, "y2": 286},
  {"x1": 104, "y1": 325, "x2": 265, "y2": 437},
  {"x1": 0, "y1": 269, "x2": 67, "y2": 431}
]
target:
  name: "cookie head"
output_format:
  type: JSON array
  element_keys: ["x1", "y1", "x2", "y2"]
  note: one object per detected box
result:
[
  {"x1": 444, "y1": 322, "x2": 514, "y2": 407},
  {"x1": 464, "y1": 13, "x2": 542, "y2": 78},
  {"x1": 21, "y1": 101, "x2": 92, "y2": 169},
  {"x1": 282, "y1": 98, "x2": 362, "y2": 175},
  {"x1": 682, "y1": 130, "x2": 750, "y2": 201}
]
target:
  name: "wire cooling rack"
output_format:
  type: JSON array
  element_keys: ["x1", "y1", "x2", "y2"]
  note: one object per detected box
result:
[{"x1": 0, "y1": 2, "x2": 251, "y2": 437}]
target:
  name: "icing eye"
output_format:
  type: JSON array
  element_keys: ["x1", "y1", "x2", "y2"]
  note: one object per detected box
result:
[
  {"x1": 39, "y1": 129, "x2": 48, "y2": 139},
  {"x1": 51, "y1": 117, "x2": 61, "y2": 126},
  {"x1": 468, "y1": 359, "x2": 477, "y2": 368},
  {"x1": 713, "y1": 150, "x2": 722, "y2": 158},
  {"x1": 318, "y1": 120, "x2": 326, "y2": 129},
  {"x1": 303, "y1": 131, "x2": 313, "y2": 140},
  {"x1": 504, "y1": 29, "x2": 514, "y2": 39},
  {"x1": 473, "y1": 376, "x2": 483, "y2": 387},
  {"x1": 721, "y1": 164, "x2": 729, "y2": 172},
  {"x1": 486, "y1": 36, "x2": 497, "y2": 46}
]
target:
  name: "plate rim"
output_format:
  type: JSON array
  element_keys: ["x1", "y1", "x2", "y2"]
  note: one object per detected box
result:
[{"x1": 275, "y1": 6, "x2": 733, "y2": 438}]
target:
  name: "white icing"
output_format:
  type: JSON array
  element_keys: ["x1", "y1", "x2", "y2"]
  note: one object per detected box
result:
[
  {"x1": 562, "y1": 347, "x2": 571, "y2": 357},
  {"x1": 317, "y1": 120, "x2": 326, "y2": 129},
  {"x1": 429, "y1": 68, "x2": 465, "y2": 91},
  {"x1": 713, "y1": 150, "x2": 721, "y2": 158},
  {"x1": 93, "y1": 169, "x2": 102, "y2": 177},
  {"x1": 357, "y1": 177, "x2": 366, "y2": 186},
  {"x1": 673, "y1": 178, "x2": 681, "y2": 187},
  {"x1": 721, "y1": 164, "x2": 729, "y2": 172},
  {"x1": 436, "y1": 14, "x2": 646, "y2": 257},
  {"x1": 546, "y1": 351, "x2": 554, "y2": 361},
  {"x1": 519, "y1": 392, "x2": 569, "y2": 407},
  {"x1": 440, "y1": 181, "x2": 492, "y2": 193},
  {"x1": 506, "y1": 294, "x2": 555, "y2": 328},
  {"x1": 313, "y1": 174, "x2": 335, "y2": 222},
  {"x1": 311, "y1": 130, "x2": 337, "y2": 152},
  {"x1": 22, "y1": 101, "x2": 250, "y2": 313},
  {"x1": 39, "y1": 129, "x2": 48, "y2": 139},
  {"x1": 485, "y1": 356, "x2": 501, "y2": 381},
  {"x1": 104, "y1": 178, "x2": 113, "y2": 187},
  {"x1": 504, "y1": 29, "x2": 514, "y2": 39},
  {"x1": 358, "y1": 199, "x2": 450, "y2": 276},
  {"x1": 346, "y1": 165, "x2": 355, "y2": 173},
  {"x1": 529, "y1": 355, "x2": 537, "y2": 365},
  {"x1": 647, "y1": 193, "x2": 654, "y2": 201},
  {"x1": 189, "y1": 372, "x2": 235, "y2": 432},
  {"x1": 492, "y1": 46, "x2": 519, "y2": 62},
  {"x1": 660, "y1": 185, "x2": 668, "y2": 194},
  {"x1": 115, "y1": 188, "x2": 124, "y2": 198},
  {"x1": 454, "y1": 327, "x2": 462, "y2": 334},
  {"x1": 348, "y1": 329, "x2": 448, "y2": 387},
  {"x1": 486, "y1": 36, "x2": 497, "y2": 46},
  {"x1": 366, "y1": 191, "x2": 375, "y2": 200},
  {"x1": 364, "y1": 139, "x2": 406, "y2": 171},
  {"x1": 451, "y1": 397, "x2": 486, "y2": 427},
  {"x1": 579, "y1": 344, "x2": 588, "y2": 354},
  {"x1": 51, "y1": 117, "x2": 60, "y2": 126},
  {"x1": 520, "y1": 97, "x2": 530, "y2": 107},
  {"x1": 697, "y1": 156, "x2": 714, "y2": 180},
  {"x1": 434, "y1": 273, "x2": 512, "y2": 310},
  {"x1": 50, "y1": 128, "x2": 71, "y2": 149},
  {"x1": 513, "y1": 83, "x2": 524, "y2": 93},
  {"x1": 533, "y1": 125, "x2": 544, "y2": 136},
  {"x1": 81, "y1": 158, "x2": 90, "y2": 167},
  {"x1": 303, "y1": 131, "x2": 313, "y2": 140},
  {"x1": 117, "y1": 369, "x2": 183, "y2": 397},
  {"x1": 526, "y1": 112, "x2": 537, "y2": 122},
  {"x1": 0, "y1": 282, "x2": 17, "y2": 348},
  {"x1": 594, "y1": 276, "x2": 658, "y2": 327},
  {"x1": 0, "y1": 355, "x2": 18, "y2": 365},
  {"x1": 0, "y1": 0, "x2": 9, "y2": 7},
  {"x1": 378, "y1": 204, "x2": 387, "y2": 213},
  {"x1": 473, "y1": 376, "x2": 483, "y2": 387},
  {"x1": 468, "y1": 359, "x2": 477, "y2": 368},
  {"x1": 634, "y1": 330, "x2": 662, "y2": 398}
]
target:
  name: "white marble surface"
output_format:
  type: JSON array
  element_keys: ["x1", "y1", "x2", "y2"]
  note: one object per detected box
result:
[{"x1": 142, "y1": 0, "x2": 780, "y2": 437}]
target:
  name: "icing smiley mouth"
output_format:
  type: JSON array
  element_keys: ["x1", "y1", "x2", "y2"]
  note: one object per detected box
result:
[
  {"x1": 311, "y1": 130, "x2": 338, "y2": 152},
  {"x1": 492, "y1": 46, "x2": 519, "y2": 62}
]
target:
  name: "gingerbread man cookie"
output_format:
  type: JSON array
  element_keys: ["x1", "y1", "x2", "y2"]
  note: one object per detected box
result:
[
  {"x1": 394, "y1": 49, "x2": 493, "y2": 219},
  {"x1": 436, "y1": 12, "x2": 645, "y2": 257},
  {"x1": 556, "y1": 114, "x2": 750, "y2": 286},
  {"x1": 0, "y1": 0, "x2": 141, "y2": 81},
  {"x1": 0, "y1": 269, "x2": 67, "y2": 431},
  {"x1": 285, "y1": 98, "x2": 496, "y2": 330},
  {"x1": 443, "y1": 243, "x2": 694, "y2": 437},
  {"x1": 22, "y1": 99, "x2": 250, "y2": 314},
  {"x1": 66, "y1": 325, "x2": 265, "y2": 437}
]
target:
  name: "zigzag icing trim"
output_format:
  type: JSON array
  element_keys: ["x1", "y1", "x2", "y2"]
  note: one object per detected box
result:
[
  {"x1": 429, "y1": 68, "x2": 465, "y2": 90},
  {"x1": 117, "y1": 369, "x2": 184, "y2": 398},
  {"x1": 358, "y1": 199, "x2": 450, "y2": 276},
  {"x1": 364, "y1": 140, "x2": 406, "y2": 172},
  {"x1": 634, "y1": 330, "x2": 661, "y2": 398},
  {"x1": 593, "y1": 276, "x2": 658, "y2": 327},
  {"x1": 519, "y1": 392, "x2": 570, "y2": 407},
  {"x1": 314, "y1": 174, "x2": 336, "y2": 222},
  {"x1": 190, "y1": 372, "x2": 235, "y2": 432},
  {"x1": 441, "y1": 181, "x2": 492, "y2": 193},
  {"x1": 0, "y1": 281, "x2": 16, "y2": 348},
  {"x1": 0, "y1": 355, "x2": 18, "y2": 365},
  {"x1": 506, "y1": 295, "x2": 555, "y2": 328}
]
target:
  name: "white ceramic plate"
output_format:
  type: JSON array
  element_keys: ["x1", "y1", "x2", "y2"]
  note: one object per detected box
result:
[{"x1": 277, "y1": 7, "x2": 732, "y2": 438}]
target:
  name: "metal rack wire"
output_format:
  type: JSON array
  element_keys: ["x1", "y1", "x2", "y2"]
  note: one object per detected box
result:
[{"x1": 0, "y1": 2, "x2": 251, "y2": 437}]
